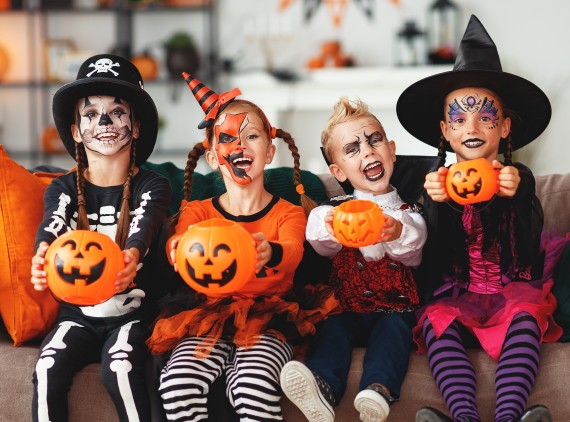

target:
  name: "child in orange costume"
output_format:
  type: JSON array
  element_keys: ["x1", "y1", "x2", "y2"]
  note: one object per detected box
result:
[{"x1": 147, "y1": 74, "x2": 333, "y2": 421}]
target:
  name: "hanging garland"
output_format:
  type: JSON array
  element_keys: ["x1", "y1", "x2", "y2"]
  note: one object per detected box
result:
[{"x1": 279, "y1": 0, "x2": 399, "y2": 28}]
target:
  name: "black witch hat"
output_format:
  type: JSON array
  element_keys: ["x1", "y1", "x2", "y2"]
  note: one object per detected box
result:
[{"x1": 396, "y1": 15, "x2": 551, "y2": 152}]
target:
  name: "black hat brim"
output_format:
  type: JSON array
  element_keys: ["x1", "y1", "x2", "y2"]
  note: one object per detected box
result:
[
  {"x1": 396, "y1": 69, "x2": 551, "y2": 152},
  {"x1": 52, "y1": 77, "x2": 158, "y2": 166}
]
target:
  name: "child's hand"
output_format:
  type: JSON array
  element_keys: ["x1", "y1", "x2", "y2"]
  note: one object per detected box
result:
[
  {"x1": 379, "y1": 215, "x2": 403, "y2": 242},
  {"x1": 168, "y1": 236, "x2": 182, "y2": 272},
  {"x1": 252, "y1": 233, "x2": 272, "y2": 273},
  {"x1": 424, "y1": 167, "x2": 450, "y2": 202},
  {"x1": 115, "y1": 247, "x2": 140, "y2": 293},
  {"x1": 324, "y1": 209, "x2": 340, "y2": 243},
  {"x1": 31, "y1": 242, "x2": 49, "y2": 291},
  {"x1": 493, "y1": 160, "x2": 520, "y2": 198}
]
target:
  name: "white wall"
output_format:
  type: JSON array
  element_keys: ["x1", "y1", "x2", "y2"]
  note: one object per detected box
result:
[
  {"x1": 216, "y1": 0, "x2": 570, "y2": 176},
  {"x1": 1, "y1": 1, "x2": 569, "y2": 176}
]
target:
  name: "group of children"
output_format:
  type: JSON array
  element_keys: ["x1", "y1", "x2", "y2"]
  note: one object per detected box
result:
[{"x1": 29, "y1": 15, "x2": 560, "y2": 422}]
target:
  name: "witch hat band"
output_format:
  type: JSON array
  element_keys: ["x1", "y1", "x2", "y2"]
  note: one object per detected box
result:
[
  {"x1": 183, "y1": 72, "x2": 241, "y2": 129},
  {"x1": 396, "y1": 15, "x2": 551, "y2": 152}
]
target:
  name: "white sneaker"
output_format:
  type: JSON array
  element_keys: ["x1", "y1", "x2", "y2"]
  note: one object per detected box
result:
[
  {"x1": 354, "y1": 389, "x2": 390, "y2": 422},
  {"x1": 280, "y1": 361, "x2": 335, "y2": 422}
]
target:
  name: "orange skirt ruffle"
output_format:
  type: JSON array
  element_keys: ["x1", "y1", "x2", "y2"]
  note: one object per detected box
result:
[{"x1": 147, "y1": 285, "x2": 338, "y2": 357}]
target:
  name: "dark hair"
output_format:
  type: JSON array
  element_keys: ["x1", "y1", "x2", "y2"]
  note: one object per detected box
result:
[
  {"x1": 439, "y1": 88, "x2": 514, "y2": 165},
  {"x1": 74, "y1": 134, "x2": 137, "y2": 250}
]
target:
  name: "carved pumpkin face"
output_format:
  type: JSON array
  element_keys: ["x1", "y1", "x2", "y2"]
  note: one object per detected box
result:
[
  {"x1": 333, "y1": 200, "x2": 384, "y2": 248},
  {"x1": 44, "y1": 230, "x2": 124, "y2": 306},
  {"x1": 175, "y1": 218, "x2": 256, "y2": 296},
  {"x1": 446, "y1": 158, "x2": 498, "y2": 205}
]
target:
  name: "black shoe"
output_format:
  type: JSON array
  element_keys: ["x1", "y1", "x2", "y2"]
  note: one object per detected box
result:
[
  {"x1": 416, "y1": 407, "x2": 454, "y2": 422},
  {"x1": 518, "y1": 405, "x2": 553, "y2": 422}
]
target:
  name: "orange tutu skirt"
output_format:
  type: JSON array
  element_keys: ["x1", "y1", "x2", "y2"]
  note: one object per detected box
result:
[{"x1": 147, "y1": 285, "x2": 338, "y2": 357}]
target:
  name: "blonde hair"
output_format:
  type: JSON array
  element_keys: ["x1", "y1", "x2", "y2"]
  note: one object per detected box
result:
[{"x1": 321, "y1": 97, "x2": 385, "y2": 164}]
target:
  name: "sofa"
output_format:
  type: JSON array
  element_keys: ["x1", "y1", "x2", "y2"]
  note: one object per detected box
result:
[{"x1": 1, "y1": 155, "x2": 569, "y2": 422}]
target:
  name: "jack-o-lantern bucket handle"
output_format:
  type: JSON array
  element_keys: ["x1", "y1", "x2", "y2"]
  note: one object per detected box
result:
[
  {"x1": 332, "y1": 199, "x2": 384, "y2": 248},
  {"x1": 445, "y1": 158, "x2": 499, "y2": 206}
]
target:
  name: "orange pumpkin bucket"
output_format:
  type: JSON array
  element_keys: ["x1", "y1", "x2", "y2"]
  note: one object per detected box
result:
[
  {"x1": 333, "y1": 200, "x2": 384, "y2": 248},
  {"x1": 446, "y1": 158, "x2": 499, "y2": 205},
  {"x1": 175, "y1": 218, "x2": 257, "y2": 296},
  {"x1": 44, "y1": 230, "x2": 124, "y2": 306}
]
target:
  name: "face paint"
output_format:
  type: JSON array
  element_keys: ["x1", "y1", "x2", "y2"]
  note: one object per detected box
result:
[
  {"x1": 447, "y1": 99, "x2": 463, "y2": 130},
  {"x1": 460, "y1": 94, "x2": 482, "y2": 113},
  {"x1": 76, "y1": 95, "x2": 134, "y2": 157},
  {"x1": 214, "y1": 112, "x2": 252, "y2": 185},
  {"x1": 442, "y1": 87, "x2": 508, "y2": 163},
  {"x1": 479, "y1": 98, "x2": 500, "y2": 129}
]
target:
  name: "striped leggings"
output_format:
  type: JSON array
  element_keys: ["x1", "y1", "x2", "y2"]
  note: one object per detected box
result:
[
  {"x1": 159, "y1": 334, "x2": 293, "y2": 421},
  {"x1": 423, "y1": 312, "x2": 541, "y2": 422}
]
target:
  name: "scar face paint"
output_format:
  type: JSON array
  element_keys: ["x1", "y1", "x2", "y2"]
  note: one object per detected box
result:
[
  {"x1": 76, "y1": 95, "x2": 134, "y2": 156},
  {"x1": 214, "y1": 112, "x2": 252, "y2": 185},
  {"x1": 447, "y1": 93, "x2": 500, "y2": 131}
]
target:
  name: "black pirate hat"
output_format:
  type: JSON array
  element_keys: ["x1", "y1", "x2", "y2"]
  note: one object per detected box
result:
[
  {"x1": 52, "y1": 54, "x2": 158, "y2": 165},
  {"x1": 396, "y1": 15, "x2": 551, "y2": 152}
]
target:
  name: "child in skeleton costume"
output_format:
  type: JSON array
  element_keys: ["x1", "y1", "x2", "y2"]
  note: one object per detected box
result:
[
  {"x1": 280, "y1": 97, "x2": 428, "y2": 422},
  {"x1": 146, "y1": 74, "x2": 333, "y2": 421},
  {"x1": 30, "y1": 54, "x2": 171, "y2": 422},
  {"x1": 396, "y1": 16, "x2": 562, "y2": 422}
]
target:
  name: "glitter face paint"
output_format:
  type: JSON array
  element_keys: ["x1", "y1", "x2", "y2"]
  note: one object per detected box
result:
[{"x1": 447, "y1": 93, "x2": 500, "y2": 131}]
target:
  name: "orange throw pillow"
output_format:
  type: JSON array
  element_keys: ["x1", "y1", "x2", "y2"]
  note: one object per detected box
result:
[{"x1": 0, "y1": 146, "x2": 61, "y2": 345}]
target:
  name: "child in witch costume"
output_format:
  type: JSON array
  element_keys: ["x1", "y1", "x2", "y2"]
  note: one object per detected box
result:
[
  {"x1": 280, "y1": 97, "x2": 428, "y2": 422},
  {"x1": 146, "y1": 74, "x2": 333, "y2": 421},
  {"x1": 30, "y1": 54, "x2": 172, "y2": 422},
  {"x1": 396, "y1": 16, "x2": 561, "y2": 422}
]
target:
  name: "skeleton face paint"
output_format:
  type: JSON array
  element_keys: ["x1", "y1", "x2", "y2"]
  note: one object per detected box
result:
[
  {"x1": 75, "y1": 95, "x2": 134, "y2": 157},
  {"x1": 214, "y1": 112, "x2": 252, "y2": 185}
]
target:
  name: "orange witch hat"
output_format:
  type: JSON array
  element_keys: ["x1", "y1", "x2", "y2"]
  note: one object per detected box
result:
[{"x1": 182, "y1": 72, "x2": 241, "y2": 129}]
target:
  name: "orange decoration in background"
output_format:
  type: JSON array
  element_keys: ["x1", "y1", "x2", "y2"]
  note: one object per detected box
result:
[
  {"x1": 175, "y1": 218, "x2": 257, "y2": 296},
  {"x1": 131, "y1": 52, "x2": 158, "y2": 80},
  {"x1": 41, "y1": 125, "x2": 67, "y2": 154},
  {"x1": 0, "y1": 43, "x2": 9, "y2": 80},
  {"x1": 279, "y1": 0, "x2": 399, "y2": 28},
  {"x1": 446, "y1": 158, "x2": 499, "y2": 205},
  {"x1": 306, "y1": 40, "x2": 354, "y2": 69},
  {"x1": 45, "y1": 230, "x2": 124, "y2": 306},
  {"x1": 333, "y1": 199, "x2": 384, "y2": 247}
]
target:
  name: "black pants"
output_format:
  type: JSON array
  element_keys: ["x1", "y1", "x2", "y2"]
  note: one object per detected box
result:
[{"x1": 32, "y1": 315, "x2": 151, "y2": 422}]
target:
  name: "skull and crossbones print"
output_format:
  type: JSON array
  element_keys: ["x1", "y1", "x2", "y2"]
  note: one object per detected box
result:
[{"x1": 87, "y1": 58, "x2": 120, "y2": 77}]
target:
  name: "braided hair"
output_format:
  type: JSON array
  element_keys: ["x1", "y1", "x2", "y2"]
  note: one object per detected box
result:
[
  {"x1": 74, "y1": 141, "x2": 136, "y2": 250},
  {"x1": 173, "y1": 99, "x2": 316, "y2": 226}
]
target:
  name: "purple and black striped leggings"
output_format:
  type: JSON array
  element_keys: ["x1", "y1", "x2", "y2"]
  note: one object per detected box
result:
[{"x1": 422, "y1": 312, "x2": 541, "y2": 422}]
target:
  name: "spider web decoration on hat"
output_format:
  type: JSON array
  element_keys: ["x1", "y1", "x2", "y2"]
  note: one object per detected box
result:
[{"x1": 279, "y1": 0, "x2": 398, "y2": 28}]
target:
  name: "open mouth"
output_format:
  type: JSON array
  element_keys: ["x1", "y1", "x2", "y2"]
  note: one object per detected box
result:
[
  {"x1": 95, "y1": 129, "x2": 120, "y2": 144},
  {"x1": 363, "y1": 161, "x2": 385, "y2": 181},
  {"x1": 462, "y1": 138, "x2": 485, "y2": 149},
  {"x1": 227, "y1": 152, "x2": 252, "y2": 180}
]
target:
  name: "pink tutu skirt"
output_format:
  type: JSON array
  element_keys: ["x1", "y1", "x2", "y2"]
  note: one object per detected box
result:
[{"x1": 413, "y1": 280, "x2": 562, "y2": 361}]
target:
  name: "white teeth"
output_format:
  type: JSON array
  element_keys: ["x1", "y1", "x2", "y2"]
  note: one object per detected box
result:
[
  {"x1": 364, "y1": 162, "x2": 381, "y2": 171},
  {"x1": 232, "y1": 157, "x2": 252, "y2": 165}
]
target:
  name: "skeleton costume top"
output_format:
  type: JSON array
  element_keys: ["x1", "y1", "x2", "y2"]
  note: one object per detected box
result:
[{"x1": 35, "y1": 170, "x2": 171, "y2": 319}]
